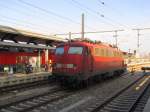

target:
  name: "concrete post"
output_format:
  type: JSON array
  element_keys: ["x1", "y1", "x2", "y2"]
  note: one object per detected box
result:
[
  {"x1": 45, "y1": 49, "x2": 49, "y2": 72},
  {"x1": 37, "y1": 50, "x2": 41, "y2": 71},
  {"x1": 45, "y1": 49, "x2": 49, "y2": 64}
]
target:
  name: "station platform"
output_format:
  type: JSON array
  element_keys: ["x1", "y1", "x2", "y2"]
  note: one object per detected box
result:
[
  {"x1": 143, "y1": 96, "x2": 150, "y2": 112},
  {"x1": 0, "y1": 72, "x2": 51, "y2": 88},
  {"x1": 143, "y1": 98, "x2": 150, "y2": 112}
]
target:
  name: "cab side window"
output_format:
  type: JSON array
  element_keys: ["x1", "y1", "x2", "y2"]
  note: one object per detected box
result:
[{"x1": 94, "y1": 48, "x2": 99, "y2": 56}]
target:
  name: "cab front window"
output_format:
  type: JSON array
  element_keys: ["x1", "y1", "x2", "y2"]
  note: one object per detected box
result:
[
  {"x1": 55, "y1": 47, "x2": 64, "y2": 55},
  {"x1": 68, "y1": 47, "x2": 83, "y2": 54}
]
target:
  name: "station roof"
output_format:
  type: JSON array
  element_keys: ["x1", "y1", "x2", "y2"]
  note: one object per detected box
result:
[
  {"x1": 0, "y1": 25, "x2": 66, "y2": 48},
  {"x1": 0, "y1": 41, "x2": 54, "y2": 50}
]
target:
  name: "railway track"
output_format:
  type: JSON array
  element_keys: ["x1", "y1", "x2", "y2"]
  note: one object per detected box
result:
[
  {"x1": 132, "y1": 83, "x2": 150, "y2": 112},
  {"x1": 89, "y1": 75, "x2": 150, "y2": 112},
  {"x1": 0, "y1": 85, "x2": 69, "y2": 112},
  {"x1": 0, "y1": 91, "x2": 73, "y2": 112},
  {"x1": 0, "y1": 71, "x2": 128, "y2": 95},
  {"x1": 0, "y1": 80, "x2": 50, "y2": 94},
  {"x1": 45, "y1": 72, "x2": 143, "y2": 112},
  {"x1": 29, "y1": 72, "x2": 143, "y2": 112},
  {"x1": 0, "y1": 72, "x2": 146, "y2": 112},
  {"x1": 0, "y1": 73, "x2": 126, "y2": 112}
]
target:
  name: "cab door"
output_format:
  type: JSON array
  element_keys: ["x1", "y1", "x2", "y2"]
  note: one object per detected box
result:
[{"x1": 83, "y1": 47, "x2": 93, "y2": 78}]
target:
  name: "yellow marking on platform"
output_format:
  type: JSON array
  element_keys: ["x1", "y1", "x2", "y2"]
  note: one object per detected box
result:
[
  {"x1": 139, "y1": 78, "x2": 149, "y2": 87},
  {"x1": 135, "y1": 76, "x2": 150, "y2": 91},
  {"x1": 135, "y1": 87, "x2": 140, "y2": 90}
]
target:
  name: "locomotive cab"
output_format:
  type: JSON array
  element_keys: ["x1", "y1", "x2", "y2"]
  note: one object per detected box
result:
[{"x1": 52, "y1": 43, "x2": 92, "y2": 82}]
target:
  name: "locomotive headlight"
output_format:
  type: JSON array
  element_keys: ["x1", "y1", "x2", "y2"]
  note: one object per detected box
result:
[
  {"x1": 66, "y1": 64, "x2": 77, "y2": 69},
  {"x1": 67, "y1": 64, "x2": 74, "y2": 68},
  {"x1": 56, "y1": 63, "x2": 62, "y2": 68},
  {"x1": 55, "y1": 64, "x2": 77, "y2": 68}
]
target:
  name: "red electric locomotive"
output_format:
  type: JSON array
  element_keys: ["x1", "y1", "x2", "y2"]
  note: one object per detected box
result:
[{"x1": 52, "y1": 39, "x2": 126, "y2": 85}]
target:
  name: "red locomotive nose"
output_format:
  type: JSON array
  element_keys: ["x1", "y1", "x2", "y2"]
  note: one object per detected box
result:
[{"x1": 53, "y1": 45, "x2": 84, "y2": 76}]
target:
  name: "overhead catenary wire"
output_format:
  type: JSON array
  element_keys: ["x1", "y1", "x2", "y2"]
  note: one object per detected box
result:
[
  {"x1": 0, "y1": 2, "x2": 96, "y2": 38},
  {"x1": 0, "y1": 18, "x2": 39, "y2": 31},
  {"x1": 98, "y1": 0, "x2": 105, "y2": 5},
  {"x1": 0, "y1": 17, "x2": 54, "y2": 34},
  {"x1": 97, "y1": 0, "x2": 129, "y2": 28},
  {"x1": 63, "y1": 0, "x2": 97, "y2": 30},
  {"x1": 70, "y1": 0, "x2": 117, "y2": 27},
  {"x1": 0, "y1": 15, "x2": 62, "y2": 33},
  {"x1": 18, "y1": 0, "x2": 78, "y2": 24},
  {"x1": 0, "y1": 0, "x2": 128, "y2": 38},
  {"x1": 65, "y1": 0, "x2": 110, "y2": 27},
  {"x1": 0, "y1": 2, "x2": 79, "y2": 32},
  {"x1": 64, "y1": 0, "x2": 88, "y2": 13},
  {"x1": 17, "y1": 0, "x2": 96, "y2": 31},
  {"x1": 97, "y1": 0, "x2": 123, "y2": 16},
  {"x1": 71, "y1": 0, "x2": 127, "y2": 28}
]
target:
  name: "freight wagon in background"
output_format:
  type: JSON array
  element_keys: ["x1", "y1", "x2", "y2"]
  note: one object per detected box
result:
[{"x1": 0, "y1": 49, "x2": 55, "y2": 74}]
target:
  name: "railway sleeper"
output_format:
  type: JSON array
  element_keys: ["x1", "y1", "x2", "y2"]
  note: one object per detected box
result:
[
  {"x1": 33, "y1": 100, "x2": 44, "y2": 104},
  {"x1": 109, "y1": 101, "x2": 133, "y2": 105},
  {"x1": 38, "y1": 98, "x2": 50, "y2": 102},
  {"x1": 114, "y1": 98, "x2": 137, "y2": 102},
  {"x1": 116, "y1": 94, "x2": 138, "y2": 98},
  {"x1": 32, "y1": 109, "x2": 41, "y2": 112},
  {"x1": 99, "y1": 109, "x2": 111, "y2": 112},
  {"x1": 0, "y1": 109, "x2": 14, "y2": 112},
  {"x1": 108, "y1": 102, "x2": 131, "y2": 107},
  {"x1": 103, "y1": 106, "x2": 128, "y2": 112},
  {"x1": 106, "y1": 104, "x2": 131, "y2": 110},
  {"x1": 113, "y1": 99, "x2": 136, "y2": 103},
  {"x1": 5, "y1": 107, "x2": 21, "y2": 112},
  {"x1": 25, "y1": 101, "x2": 38, "y2": 105},
  {"x1": 118, "y1": 94, "x2": 139, "y2": 98},
  {"x1": 10, "y1": 106, "x2": 24, "y2": 111},
  {"x1": 18, "y1": 103, "x2": 31, "y2": 108}
]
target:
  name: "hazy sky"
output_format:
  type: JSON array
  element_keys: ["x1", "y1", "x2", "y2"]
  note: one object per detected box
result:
[{"x1": 0, "y1": 0, "x2": 150, "y2": 54}]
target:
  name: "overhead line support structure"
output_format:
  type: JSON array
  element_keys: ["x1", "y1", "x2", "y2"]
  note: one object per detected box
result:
[
  {"x1": 55, "y1": 30, "x2": 124, "y2": 35},
  {"x1": 132, "y1": 28, "x2": 150, "y2": 52},
  {"x1": 81, "y1": 13, "x2": 84, "y2": 39},
  {"x1": 55, "y1": 29, "x2": 124, "y2": 47},
  {"x1": 113, "y1": 30, "x2": 124, "y2": 47}
]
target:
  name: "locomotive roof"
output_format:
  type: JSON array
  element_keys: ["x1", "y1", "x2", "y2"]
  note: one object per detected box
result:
[{"x1": 57, "y1": 41, "x2": 122, "y2": 52}]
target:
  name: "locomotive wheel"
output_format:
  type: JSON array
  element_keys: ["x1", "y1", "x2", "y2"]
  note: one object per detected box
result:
[
  {"x1": 108, "y1": 71, "x2": 114, "y2": 78},
  {"x1": 101, "y1": 73, "x2": 108, "y2": 79},
  {"x1": 93, "y1": 75, "x2": 101, "y2": 83},
  {"x1": 83, "y1": 79, "x2": 90, "y2": 87},
  {"x1": 69, "y1": 80, "x2": 80, "y2": 89}
]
